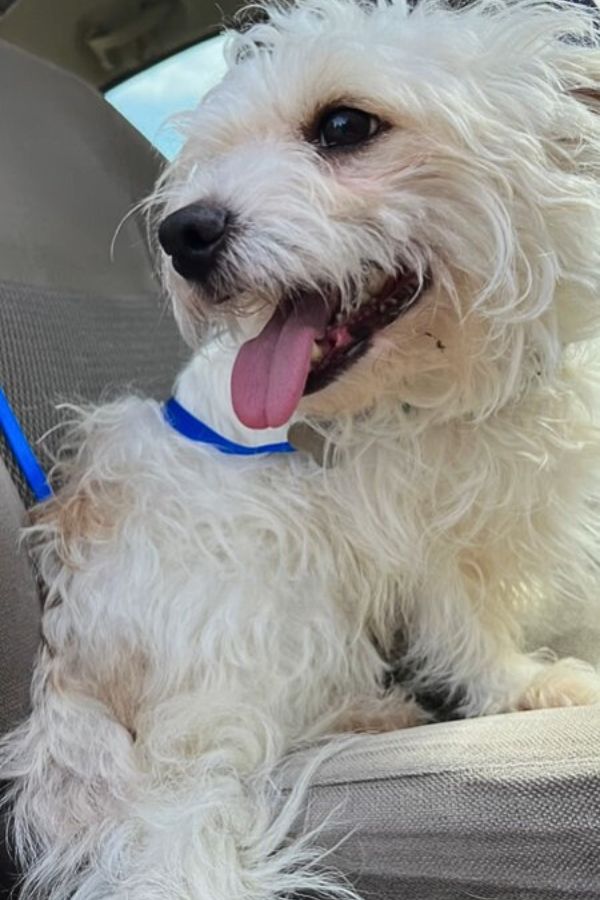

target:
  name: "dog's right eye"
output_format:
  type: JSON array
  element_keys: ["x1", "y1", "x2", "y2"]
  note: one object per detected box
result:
[{"x1": 316, "y1": 107, "x2": 381, "y2": 149}]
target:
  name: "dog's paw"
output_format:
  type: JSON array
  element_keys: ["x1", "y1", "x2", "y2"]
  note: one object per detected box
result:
[
  {"x1": 516, "y1": 658, "x2": 600, "y2": 712},
  {"x1": 331, "y1": 693, "x2": 430, "y2": 735}
]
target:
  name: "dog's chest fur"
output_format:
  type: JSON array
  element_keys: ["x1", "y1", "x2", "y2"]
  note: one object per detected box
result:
[
  {"x1": 37, "y1": 406, "x2": 393, "y2": 749},
  {"x1": 34, "y1": 342, "x2": 600, "y2": 753}
]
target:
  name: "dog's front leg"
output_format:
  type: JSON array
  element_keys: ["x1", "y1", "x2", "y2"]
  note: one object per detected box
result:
[
  {"x1": 406, "y1": 569, "x2": 600, "y2": 717},
  {"x1": 327, "y1": 690, "x2": 430, "y2": 734}
]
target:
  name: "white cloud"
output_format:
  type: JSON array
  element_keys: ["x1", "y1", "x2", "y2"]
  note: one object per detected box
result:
[{"x1": 106, "y1": 35, "x2": 228, "y2": 158}]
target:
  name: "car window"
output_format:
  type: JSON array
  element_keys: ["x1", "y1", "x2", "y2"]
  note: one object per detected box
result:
[{"x1": 105, "y1": 35, "x2": 227, "y2": 159}]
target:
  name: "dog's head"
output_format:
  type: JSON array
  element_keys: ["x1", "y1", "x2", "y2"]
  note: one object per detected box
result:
[{"x1": 156, "y1": 0, "x2": 600, "y2": 430}]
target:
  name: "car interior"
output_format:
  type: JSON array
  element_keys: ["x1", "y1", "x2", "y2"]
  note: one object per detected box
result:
[{"x1": 0, "y1": 1, "x2": 599, "y2": 898}]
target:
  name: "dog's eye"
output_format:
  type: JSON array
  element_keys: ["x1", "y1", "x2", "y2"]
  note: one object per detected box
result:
[{"x1": 317, "y1": 107, "x2": 381, "y2": 149}]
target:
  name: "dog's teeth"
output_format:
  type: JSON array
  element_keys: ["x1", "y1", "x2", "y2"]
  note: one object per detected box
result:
[
  {"x1": 367, "y1": 270, "x2": 388, "y2": 295},
  {"x1": 311, "y1": 342, "x2": 324, "y2": 363}
]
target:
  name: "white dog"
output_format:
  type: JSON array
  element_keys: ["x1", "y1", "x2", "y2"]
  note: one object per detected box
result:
[{"x1": 3, "y1": 0, "x2": 600, "y2": 897}]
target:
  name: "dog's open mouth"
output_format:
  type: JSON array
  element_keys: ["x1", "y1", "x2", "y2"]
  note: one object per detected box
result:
[{"x1": 231, "y1": 268, "x2": 427, "y2": 429}]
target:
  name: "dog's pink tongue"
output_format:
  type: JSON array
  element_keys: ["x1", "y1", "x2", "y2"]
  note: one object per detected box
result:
[{"x1": 232, "y1": 297, "x2": 328, "y2": 429}]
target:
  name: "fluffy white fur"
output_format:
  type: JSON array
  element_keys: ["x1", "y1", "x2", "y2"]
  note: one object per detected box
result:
[{"x1": 3, "y1": 0, "x2": 600, "y2": 896}]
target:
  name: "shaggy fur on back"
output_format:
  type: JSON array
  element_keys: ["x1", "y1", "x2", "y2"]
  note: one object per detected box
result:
[{"x1": 3, "y1": 1, "x2": 600, "y2": 897}]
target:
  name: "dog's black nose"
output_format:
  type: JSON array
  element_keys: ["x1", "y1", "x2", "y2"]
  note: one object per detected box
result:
[{"x1": 158, "y1": 203, "x2": 229, "y2": 282}]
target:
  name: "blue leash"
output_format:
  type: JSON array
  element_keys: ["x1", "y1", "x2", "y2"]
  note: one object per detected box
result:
[
  {"x1": 0, "y1": 387, "x2": 53, "y2": 502},
  {"x1": 163, "y1": 397, "x2": 296, "y2": 456}
]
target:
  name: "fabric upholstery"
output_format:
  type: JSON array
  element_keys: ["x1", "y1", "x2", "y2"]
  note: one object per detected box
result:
[
  {"x1": 0, "y1": 39, "x2": 186, "y2": 506},
  {"x1": 0, "y1": 278, "x2": 186, "y2": 505},
  {"x1": 282, "y1": 706, "x2": 600, "y2": 899},
  {"x1": 0, "y1": 39, "x2": 161, "y2": 297}
]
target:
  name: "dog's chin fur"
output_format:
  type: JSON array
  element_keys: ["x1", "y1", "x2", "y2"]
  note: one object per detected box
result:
[{"x1": 4, "y1": 1, "x2": 600, "y2": 898}]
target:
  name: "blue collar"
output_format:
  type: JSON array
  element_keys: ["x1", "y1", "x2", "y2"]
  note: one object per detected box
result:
[
  {"x1": 0, "y1": 389, "x2": 294, "y2": 505},
  {"x1": 163, "y1": 397, "x2": 296, "y2": 456}
]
